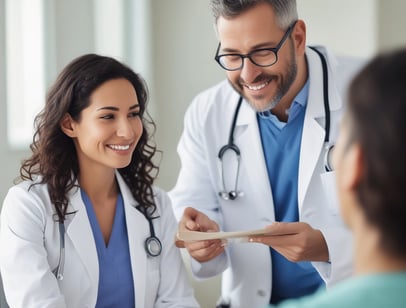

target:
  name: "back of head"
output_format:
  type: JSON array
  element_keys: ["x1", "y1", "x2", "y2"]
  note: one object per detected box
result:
[
  {"x1": 210, "y1": 0, "x2": 298, "y2": 29},
  {"x1": 347, "y1": 48, "x2": 406, "y2": 258}
]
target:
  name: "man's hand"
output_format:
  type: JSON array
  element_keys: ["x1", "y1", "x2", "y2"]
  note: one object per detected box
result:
[
  {"x1": 249, "y1": 222, "x2": 329, "y2": 262},
  {"x1": 177, "y1": 207, "x2": 225, "y2": 263}
]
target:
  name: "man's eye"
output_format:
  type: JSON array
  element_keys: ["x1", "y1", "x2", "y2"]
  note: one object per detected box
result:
[
  {"x1": 252, "y1": 49, "x2": 273, "y2": 57},
  {"x1": 225, "y1": 55, "x2": 241, "y2": 62}
]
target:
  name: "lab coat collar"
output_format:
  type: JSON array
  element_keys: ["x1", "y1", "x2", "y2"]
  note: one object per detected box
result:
[
  {"x1": 236, "y1": 96, "x2": 257, "y2": 126},
  {"x1": 116, "y1": 172, "x2": 150, "y2": 308},
  {"x1": 305, "y1": 45, "x2": 341, "y2": 117},
  {"x1": 64, "y1": 186, "x2": 99, "y2": 305},
  {"x1": 298, "y1": 46, "x2": 342, "y2": 208}
]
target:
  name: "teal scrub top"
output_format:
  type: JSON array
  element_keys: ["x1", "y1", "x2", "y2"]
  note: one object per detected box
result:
[{"x1": 267, "y1": 272, "x2": 406, "y2": 308}]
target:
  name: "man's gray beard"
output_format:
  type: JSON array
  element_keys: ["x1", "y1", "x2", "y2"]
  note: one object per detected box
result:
[
  {"x1": 265, "y1": 57, "x2": 298, "y2": 112},
  {"x1": 229, "y1": 57, "x2": 298, "y2": 113},
  {"x1": 266, "y1": 92, "x2": 283, "y2": 111}
]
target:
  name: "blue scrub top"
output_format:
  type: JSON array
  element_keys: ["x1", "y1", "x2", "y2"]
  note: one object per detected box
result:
[
  {"x1": 82, "y1": 189, "x2": 135, "y2": 308},
  {"x1": 257, "y1": 81, "x2": 324, "y2": 304}
]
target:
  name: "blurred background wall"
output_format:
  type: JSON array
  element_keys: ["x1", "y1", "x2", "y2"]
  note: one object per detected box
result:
[{"x1": 1, "y1": 1, "x2": 406, "y2": 307}]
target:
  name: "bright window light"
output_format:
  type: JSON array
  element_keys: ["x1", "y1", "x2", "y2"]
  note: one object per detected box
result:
[
  {"x1": 93, "y1": 0, "x2": 125, "y2": 61},
  {"x1": 6, "y1": 0, "x2": 45, "y2": 149}
]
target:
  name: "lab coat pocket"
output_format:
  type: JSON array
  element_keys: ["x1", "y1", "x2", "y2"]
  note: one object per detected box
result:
[{"x1": 320, "y1": 171, "x2": 340, "y2": 215}]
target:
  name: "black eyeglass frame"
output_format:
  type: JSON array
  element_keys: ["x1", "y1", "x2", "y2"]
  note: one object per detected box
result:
[{"x1": 214, "y1": 20, "x2": 298, "y2": 71}]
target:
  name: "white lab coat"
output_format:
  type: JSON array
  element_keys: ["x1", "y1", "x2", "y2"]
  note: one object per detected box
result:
[
  {"x1": 169, "y1": 46, "x2": 365, "y2": 308},
  {"x1": 0, "y1": 172, "x2": 199, "y2": 308}
]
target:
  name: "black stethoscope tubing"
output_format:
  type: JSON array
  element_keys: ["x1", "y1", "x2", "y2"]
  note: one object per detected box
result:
[
  {"x1": 218, "y1": 96, "x2": 243, "y2": 159},
  {"x1": 218, "y1": 47, "x2": 333, "y2": 200},
  {"x1": 309, "y1": 46, "x2": 330, "y2": 144},
  {"x1": 218, "y1": 96, "x2": 244, "y2": 200}
]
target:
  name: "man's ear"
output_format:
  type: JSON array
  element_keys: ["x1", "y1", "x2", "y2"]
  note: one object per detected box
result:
[
  {"x1": 293, "y1": 19, "x2": 306, "y2": 56},
  {"x1": 60, "y1": 113, "x2": 76, "y2": 138},
  {"x1": 344, "y1": 143, "x2": 364, "y2": 190}
]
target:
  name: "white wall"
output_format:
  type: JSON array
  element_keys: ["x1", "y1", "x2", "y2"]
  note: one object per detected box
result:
[
  {"x1": 1, "y1": 1, "x2": 406, "y2": 308},
  {"x1": 150, "y1": 0, "x2": 224, "y2": 189},
  {"x1": 298, "y1": 0, "x2": 378, "y2": 58}
]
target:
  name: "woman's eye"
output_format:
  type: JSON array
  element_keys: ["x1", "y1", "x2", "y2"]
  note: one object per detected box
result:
[
  {"x1": 129, "y1": 111, "x2": 141, "y2": 118},
  {"x1": 100, "y1": 114, "x2": 114, "y2": 119}
]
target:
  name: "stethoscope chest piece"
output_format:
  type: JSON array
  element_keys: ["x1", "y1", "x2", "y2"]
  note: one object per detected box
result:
[
  {"x1": 218, "y1": 142, "x2": 243, "y2": 200},
  {"x1": 142, "y1": 208, "x2": 162, "y2": 257},
  {"x1": 145, "y1": 236, "x2": 162, "y2": 257},
  {"x1": 218, "y1": 96, "x2": 244, "y2": 201}
]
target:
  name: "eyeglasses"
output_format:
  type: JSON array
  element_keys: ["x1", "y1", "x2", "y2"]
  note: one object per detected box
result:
[{"x1": 214, "y1": 21, "x2": 297, "y2": 71}]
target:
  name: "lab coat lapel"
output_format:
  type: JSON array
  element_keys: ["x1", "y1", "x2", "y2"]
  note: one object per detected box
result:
[
  {"x1": 298, "y1": 47, "x2": 341, "y2": 209},
  {"x1": 116, "y1": 173, "x2": 149, "y2": 308},
  {"x1": 65, "y1": 187, "x2": 99, "y2": 287},
  {"x1": 235, "y1": 100, "x2": 275, "y2": 215}
]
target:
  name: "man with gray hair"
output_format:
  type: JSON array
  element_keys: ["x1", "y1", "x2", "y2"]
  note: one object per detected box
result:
[{"x1": 170, "y1": 1, "x2": 364, "y2": 307}]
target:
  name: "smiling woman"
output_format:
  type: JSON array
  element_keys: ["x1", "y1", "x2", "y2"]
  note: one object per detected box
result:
[
  {"x1": 0, "y1": 54, "x2": 199, "y2": 307},
  {"x1": 61, "y1": 78, "x2": 144, "y2": 174}
]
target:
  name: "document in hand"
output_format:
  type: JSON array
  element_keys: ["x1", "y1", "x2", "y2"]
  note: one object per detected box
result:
[{"x1": 175, "y1": 228, "x2": 274, "y2": 248}]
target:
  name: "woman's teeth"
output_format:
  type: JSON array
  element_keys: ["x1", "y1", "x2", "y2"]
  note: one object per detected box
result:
[{"x1": 108, "y1": 144, "x2": 130, "y2": 151}]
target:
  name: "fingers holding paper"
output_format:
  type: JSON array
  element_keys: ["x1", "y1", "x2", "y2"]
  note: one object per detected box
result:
[
  {"x1": 249, "y1": 222, "x2": 330, "y2": 263},
  {"x1": 175, "y1": 210, "x2": 328, "y2": 263},
  {"x1": 177, "y1": 207, "x2": 225, "y2": 262}
]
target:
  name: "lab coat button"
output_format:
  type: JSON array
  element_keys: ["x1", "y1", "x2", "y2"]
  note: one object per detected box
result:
[{"x1": 257, "y1": 289, "x2": 267, "y2": 297}]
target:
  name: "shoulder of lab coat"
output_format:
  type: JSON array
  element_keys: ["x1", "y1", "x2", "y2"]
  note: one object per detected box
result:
[
  {"x1": 169, "y1": 79, "x2": 241, "y2": 217},
  {"x1": 169, "y1": 80, "x2": 237, "y2": 279},
  {"x1": 169, "y1": 78, "x2": 239, "y2": 222},
  {"x1": 0, "y1": 179, "x2": 68, "y2": 308}
]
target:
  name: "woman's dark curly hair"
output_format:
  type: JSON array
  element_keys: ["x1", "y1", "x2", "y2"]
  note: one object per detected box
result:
[{"x1": 19, "y1": 53, "x2": 159, "y2": 222}]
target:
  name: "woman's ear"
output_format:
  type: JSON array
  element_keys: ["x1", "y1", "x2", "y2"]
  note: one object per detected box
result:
[{"x1": 60, "y1": 113, "x2": 76, "y2": 138}]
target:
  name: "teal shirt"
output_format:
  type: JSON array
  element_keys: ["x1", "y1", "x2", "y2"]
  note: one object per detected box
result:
[{"x1": 267, "y1": 272, "x2": 406, "y2": 308}]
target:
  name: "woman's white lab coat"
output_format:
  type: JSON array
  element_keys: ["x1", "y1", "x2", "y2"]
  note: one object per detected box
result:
[
  {"x1": 0, "y1": 173, "x2": 199, "y2": 308},
  {"x1": 169, "y1": 46, "x2": 365, "y2": 308}
]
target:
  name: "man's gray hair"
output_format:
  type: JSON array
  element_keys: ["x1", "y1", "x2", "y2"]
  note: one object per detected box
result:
[{"x1": 210, "y1": 0, "x2": 298, "y2": 29}]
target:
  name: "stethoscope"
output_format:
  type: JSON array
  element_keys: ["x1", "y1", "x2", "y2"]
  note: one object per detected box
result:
[
  {"x1": 52, "y1": 206, "x2": 162, "y2": 281},
  {"x1": 218, "y1": 46, "x2": 334, "y2": 201}
]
